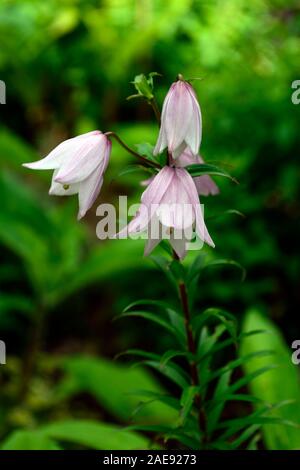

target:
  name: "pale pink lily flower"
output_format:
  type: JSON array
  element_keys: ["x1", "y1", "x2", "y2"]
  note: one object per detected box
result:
[
  {"x1": 23, "y1": 131, "x2": 111, "y2": 220},
  {"x1": 117, "y1": 166, "x2": 214, "y2": 259},
  {"x1": 142, "y1": 148, "x2": 219, "y2": 196},
  {"x1": 176, "y1": 148, "x2": 219, "y2": 196},
  {"x1": 154, "y1": 80, "x2": 202, "y2": 159}
]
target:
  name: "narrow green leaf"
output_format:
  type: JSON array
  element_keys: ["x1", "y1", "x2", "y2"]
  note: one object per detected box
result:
[
  {"x1": 206, "y1": 350, "x2": 274, "y2": 386},
  {"x1": 128, "y1": 390, "x2": 181, "y2": 411},
  {"x1": 1, "y1": 431, "x2": 59, "y2": 450},
  {"x1": 140, "y1": 360, "x2": 190, "y2": 389},
  {"x1": 212, "y1": 424, "x2": 260, "y2": 450},
  {"x1": 42, "y1": 420, "x2": 149, "y2": 450},
  {"x1": 193, "y1": 307, "x2": 238, "y2": 341},
  {"x1": 216, "y1": 401, "x2": 296, "y2": 441},
  {"x1": 163, "y1": 431, "x2": 201, "y2": 450},
  {"x1": 150, "y1": 255, "x2": 178, "y2": 292},
  {"x1": 197, "y1": 329, "x2": 266, "y2": 364},
  {"x1": 166, "y1": 309, "x2": 186, "y2": 346},
  {"x1": 127, "y1": 424, "x2": 173, "y2": 434},
  {"x1": 211, "y1": 365, "x2": 278, "y2": 398},
  {"x1": 170, "y1": 259, "x2": 186, "y2": 282},
  {"x1": 116, "y1": 349, "x2": 160, "y2": 362},
  {"x1": 135, "y1": 142, "x2": 155, "y2": 160},
  {"x1": 115, "y1": 310, "x2": 179, "y2": 339},
  {"x1": 207, "y1": 209, "x2": 246, "y2": 220},
  {"x1": 230, "y1": 425, "x2": 262, "y2": 449},
  {"x1": 123, "y1": 299, "x2": 172, "y2": 312},
  {"x1": 186, "y1": 163, "x2": 238, "y2": 183},
  {"x1": 178, "y1": 386, "x2": 199, "y2": 426},
  {"x1": 207, "y1": 370, "x2": 232, "y2": 434},
  {"x1": 117, "y1": 164, "x2": 153, "y2": 178},
  {"x1": 197, "y1": 325, "x2": 227, "y2": 398},
  {"x1": 186, "y1": 253, "x2": 206, "y2": 286},
  {"x1": 204, "y1": 259, "x2": 246, "y2": 282},
  {"x1": 247, "y1": 432, "x2": 261, "y2": 450},
  {"x1": 160, "y1": 350, "x2": 191, "y2": 369},
  {"x1": 207, "y1": 393, "x2": 263, "y2": 410}
]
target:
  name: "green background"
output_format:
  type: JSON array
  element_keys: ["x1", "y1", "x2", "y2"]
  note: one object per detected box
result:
[{"x1": 0, "y1": 0, "x2": 299, "y2": 450}]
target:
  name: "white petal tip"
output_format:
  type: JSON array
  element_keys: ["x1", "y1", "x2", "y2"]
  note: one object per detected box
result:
[
  {"x1": 22, "y1": 163, "x2": 35, "y2": 169},
  {"x1": 77, "y1": 211, "x2": 85, "y2": 220},
  {"x1": 54, "y1": 177, "x2": 64, "y2": 183}
]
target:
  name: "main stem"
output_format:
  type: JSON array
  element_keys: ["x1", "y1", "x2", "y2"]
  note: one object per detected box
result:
[
  {"x1": 176, "y1": 255, "x2": 208, "y2": 445},
  {"x1": 178, "y1": 282, "x2": 199, "y2": 386}
]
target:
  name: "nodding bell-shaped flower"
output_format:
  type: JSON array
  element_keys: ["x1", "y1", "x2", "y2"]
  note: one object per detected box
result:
[
  {"x1": 176, "y1": 147, "x2": 219, "y2": 196},
  {"x1": 142, "y1": 147, "x2": 219, "y2": 197},
  {"x1": 23, "y1": 131, "x2": 111, "y2": 220},
  {"x1": 154, "y1": 78, "x2": 202, "y2": 159},
  {"x1": 117, "y1": 166, "x2": 214, "y2": 260}
]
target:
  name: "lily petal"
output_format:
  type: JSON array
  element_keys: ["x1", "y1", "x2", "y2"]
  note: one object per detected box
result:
[
  {"x1": 170, "y1": 232, "x2": 187, "y2": 259},
  {"x1": 54, "y1": 133, "x2": 108, "y2": 185},
  {"x1": 141, "y1": 166, "x2": 174, "y2": 210},
  {"x1": 177, "y1": 168, "x2": 215, "y2": 247},
  {"x1": 49, "y1": 169, "x2": 79, "y2": 196},
  {"x1": 77, "y1": 167, "x2": 103, "y2": 220},
  {"x1": 177, "y1": 149, "x2": 219, "y2": 196},
  {"x1": 165, "y1": 82, "x2": 194, "y2": 154},
  {"x1": 153, "y1": 80, "x2": 202, "y2": 157},
  {"x1": 184, "y1": 87, "x2": 202, "y2": 154},
  {"x1": 77, "y1": 139, "x2": 111, "y2": 219},
  {"x1": 23, "y1": 131, "x2": 102, "y2": 170},
  {"x1": 116, "y1": 167, "x2": 174, "y2": 239}
]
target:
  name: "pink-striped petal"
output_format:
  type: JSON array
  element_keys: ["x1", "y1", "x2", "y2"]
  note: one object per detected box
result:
[
  {"x1": 49, "y1": 169, "x2": 79, "y2": 196},
  {"x1": 77, "y1": 140, "x2": 111, "y2": 219},
  {"x1": 141, "y1": 166, "x2": 174, "y2": 208},
  {"x1": 115, "y1": 204, "x2": 150, "y2": 238},
  {"x1": 153, "y1": 81, "x2": 202, "y2": 157},
  {"x1": 77, "y1": 168, "x2": 103, "y2": 220},
  {"x1": 164, "y1": 82, "x2": 194, "y2": 154},
  {"x1": 184, "y1": 87, "x2": 202, "y2": 154},
  {"x1": 177, "y1": 168, "x2": 215, "y2": 247},
  {"x1": 176, "y1": 149, "x2": 219, "y2": 196},
  {"x1": 170, "y1": 232, "x2": 187, "y2": 259},
  {"x1": 54, "y1": 133, "x2": 109, "y2": 185},
  {"x1": 23, "y1": 131, "x2": 102, "y2": 170},
  {"x1": 158, "y1": 170, "x2": 194, "y2": 229}
]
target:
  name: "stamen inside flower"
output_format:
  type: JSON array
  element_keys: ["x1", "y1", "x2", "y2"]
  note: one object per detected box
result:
[{"x1": 63, "y1": 184, "x2": 70, "y2": 190}]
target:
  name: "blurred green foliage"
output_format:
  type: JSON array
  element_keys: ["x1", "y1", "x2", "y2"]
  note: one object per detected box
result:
[
  {"x1": 241, "y1": 310, "x2": 300, "y2": 450},
  {"x1": 0, "y1": 0, "x2": 299, "y2": 449}
]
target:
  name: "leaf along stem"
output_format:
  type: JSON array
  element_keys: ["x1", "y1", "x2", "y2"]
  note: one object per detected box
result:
[{"x1": 176, "y1": 253, "x2": 208, "y2": 446}]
